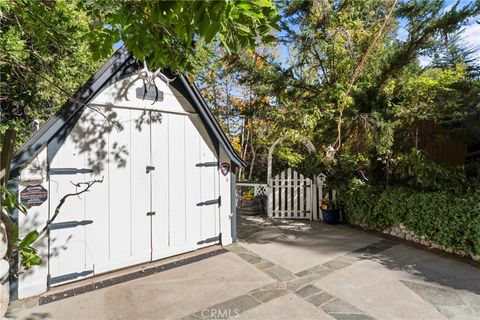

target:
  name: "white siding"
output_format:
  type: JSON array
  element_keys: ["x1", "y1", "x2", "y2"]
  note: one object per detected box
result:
[
  {"x1": 150, "y1": 112, "x2": 170, "y2": 259},
  {"x1": 199, "y1": 138, "x2": 218, "y2": 243},
  {"x1": 128, "y1": 109, "x2": 151, "y2": 265},
  {"x1": 92, "y1": 75, "x2": 190, "y2": 115},
  {"x1": 184, "y1": 118, "x2": 202, "y2": 248},
  {"x1": 48, "y1": 125, "x2": 87, "y2": 285},
  {"x1": 108, "y1": 108, "x2": 133, "y2": 265},
  {"x1": 17, "y1": 74, "x2": 235, "y2": 298},
  {"x1": 167, "y1": 114, "x2": 186, "y2": 250},
  {"x1": 44, "y1": 105, "x2": 224, "y2": 285},
  {"x1": 219, "y1": 147, "x2": 233, "y2": 245},
  {"x1": 82, "y1": 109, "x2": 110, "y2": 275}
]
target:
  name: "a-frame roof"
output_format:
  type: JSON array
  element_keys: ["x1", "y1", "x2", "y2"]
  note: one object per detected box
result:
[{"x1": 10, "y1": 47, "x2": 245, "y2": 176}]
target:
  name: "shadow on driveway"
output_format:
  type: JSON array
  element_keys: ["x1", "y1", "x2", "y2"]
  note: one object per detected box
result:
[
  {"x1": 374, "y1": 244, "x2": 480, "y2": 295},
  {"x1": 237, "y1": 213, "x2": 480, "y2": 296}
]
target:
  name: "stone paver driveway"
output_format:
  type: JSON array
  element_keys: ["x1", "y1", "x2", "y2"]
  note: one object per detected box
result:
[{"x1": 7, "y1": 215, "x2": 480, "y2": 319}]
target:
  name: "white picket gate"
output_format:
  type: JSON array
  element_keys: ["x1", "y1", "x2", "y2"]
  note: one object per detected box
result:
[{"x1": 267, "y1": 169, "x2": 326, "y2": 220}]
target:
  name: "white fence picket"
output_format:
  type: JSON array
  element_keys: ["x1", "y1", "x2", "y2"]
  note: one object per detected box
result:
[
  {"x1": 286, "y1": 168, "x2": 291, "y2": 218},
  {"x1": 280, "y1": 171, "x2": 286, "y2": 218},
  {"x1": 274, "y1": 173, "x2": 280, "y2": 218},
  {"x1": 267, "y1": 184, "x2": 273, "y2": 217},
  {"x1": 318, "y1": 183, "x2": 323, "y2": 221},
  {"x1": 299, "y1": 172, "x2": 305, "y2": 218},
  {"x1": 265, "y1": 169, "x2": 326, "y2": 220},
  {"x1": 311, "y1": 176, "x2": 317, "y2": 221},
  {"x1": 305, "y1": 179, "x2": 311, "y2": 220},
  {"x1": 292, "y1": 170, "x2": 298, "y2": 217}
]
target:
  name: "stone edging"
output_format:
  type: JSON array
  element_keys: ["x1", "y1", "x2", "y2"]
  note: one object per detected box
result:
[
  {"x1": 182, "y1": 240, "x2": 398, "y2": 319},
  {"x1": 349, "y1": 222, "x2": 480, "y2": 265},
  {"x1": 29, "y1": 249, "x2": 228, "y2": 306}
]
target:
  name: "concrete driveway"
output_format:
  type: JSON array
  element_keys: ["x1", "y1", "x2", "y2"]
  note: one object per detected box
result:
[{"x1": 7, "y1": 215, "x2": 480, "y2": 319}]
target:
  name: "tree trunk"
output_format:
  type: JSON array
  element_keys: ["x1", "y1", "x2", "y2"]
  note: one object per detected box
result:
[
  {"x1": 0, "y1": 129, "x2": 16, "y2": 187},
  {"x1": 239, "y1": 123, "x2": 250, "y2": 181},
  {"x1": 0, "y1": 129, "x2": 16, "y2": 319},
  {"x1": 248, "y1": 146, "x2": 257, "y2": 181}
]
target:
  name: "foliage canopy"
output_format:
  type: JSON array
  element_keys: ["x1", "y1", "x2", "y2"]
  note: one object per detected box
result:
[
  {"x1": 82, "y1": 0, "x2": 279, "y2": 71},
  {"x1": 199, "y1": 0, "x2": 480, "y2": 185}
]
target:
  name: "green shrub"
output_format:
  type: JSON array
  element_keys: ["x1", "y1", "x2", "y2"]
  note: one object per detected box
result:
[
  {"x1": 404, "y1": 191, "x2": 480, "y2": 254},
  {"x1": 391, "y1": 149, "x2": 466, "y2": 193},
  {"x1": 341, "y1": 179, "x2": 379, "y2": 228},
  {"x1": 371, "y1": 186, "x2": 410, "y2": 229},
  {"x1": 342, "y1": 183, "x2": 480, "y2": 255}
]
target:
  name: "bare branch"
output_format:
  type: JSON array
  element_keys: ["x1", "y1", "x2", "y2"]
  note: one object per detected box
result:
[
  {"x1": 334, "y1": 0, "x2": 398, "y2": 151},
  {"x1": 38, "y1": 178, "x2": 104, "y2": 237}
]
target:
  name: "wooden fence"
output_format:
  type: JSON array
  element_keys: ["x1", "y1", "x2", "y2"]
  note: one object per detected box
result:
[
  {"x1": 267, "y1": 168, "x2": 327, "y2": 220},
  {"x1": 237, "y1": 170, "x2": 327, "y2": 221}
]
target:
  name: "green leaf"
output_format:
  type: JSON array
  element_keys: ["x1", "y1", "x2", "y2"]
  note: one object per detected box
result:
[
  {"x1": 236, "y1": 2, "x2": 253, "y2": 10},
  {"x1": 235, "y1": 23, "x2": 251, "y2": 34},
  {"x1": 204, "y1": 22, "x2": 221, "y2": 43},
  {"x1": 198, "y1": 11, "x2": 210, "y2": 36},
  {"x1": 262, "y1": 34, "x2": 277, "y2": 43},
  {"x1": 19, "y1": 230, "x2": 39, "y2": 249},
  {"x1": 20, "y1": 249, "x2": 43, "y2": 270}
]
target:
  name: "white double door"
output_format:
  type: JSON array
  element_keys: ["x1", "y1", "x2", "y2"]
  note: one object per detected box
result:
[{"x1": 48, "y1": 107, "x2": 220, "y2": 286}]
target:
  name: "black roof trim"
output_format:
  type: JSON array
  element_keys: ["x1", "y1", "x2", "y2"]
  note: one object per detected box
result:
[
  {"x1": 11, "y1": 47, "x2": 244, "y2": 177},
  {"x1": 11, "y1": 47, "x2": 134, "y2": 176}
]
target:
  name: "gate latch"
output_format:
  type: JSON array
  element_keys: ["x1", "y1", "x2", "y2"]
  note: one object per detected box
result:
[
  {"x1": 146, "y1": 211, "x2": 156, "y2": 216},
  {"x1": 146, "y1": 166, "x2": 155, "y2": 173}
]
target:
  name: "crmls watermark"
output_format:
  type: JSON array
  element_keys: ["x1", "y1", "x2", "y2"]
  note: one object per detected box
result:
[{"x1": 200, "y1": 308, "x2": 240, "y2": 319}]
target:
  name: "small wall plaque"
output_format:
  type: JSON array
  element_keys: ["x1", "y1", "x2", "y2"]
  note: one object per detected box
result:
[
  {"x1": 20, "y1": 185, "x2": 48, "y2": 207},
  {"x1": 220, "y1": 163, "x2": 230, "y2": 176}
]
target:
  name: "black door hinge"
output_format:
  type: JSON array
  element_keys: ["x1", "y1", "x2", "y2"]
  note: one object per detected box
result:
[
  {"x1": 195, "y1": 162, "x2": 219, "y2": 167},
  {"x1": 196, "y1": 196, "x2": 221, "y2": 207},
  {"x1": 48, "y1": 220, "x2": 93, "y2": 231},
  {"x1": 49, "y1": 168, "x2": 94, "y2": 175}
]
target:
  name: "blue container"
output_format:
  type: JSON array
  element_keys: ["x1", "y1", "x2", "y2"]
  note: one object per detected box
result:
[{"x1": 322, "y1": 208, "x2": 339, "y2": 225}]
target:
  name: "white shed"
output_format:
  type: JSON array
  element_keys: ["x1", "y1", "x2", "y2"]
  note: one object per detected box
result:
[{"x1": 9, "y1": 48, "x2": 244, "y2": 299}]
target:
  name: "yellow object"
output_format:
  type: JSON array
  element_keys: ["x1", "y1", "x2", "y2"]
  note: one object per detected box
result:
[
  {"x1": 243, "y1": 189, "x2": 254, "y2": 202},
  {"x1": 321, "y1": 197, "x2": 329, "y2": 209}
]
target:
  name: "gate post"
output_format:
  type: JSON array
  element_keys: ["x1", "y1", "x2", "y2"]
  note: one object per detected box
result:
[
  {"x1": 267, "y1": 136, "x2": 317, "y2": 220},
  {"x1": 267, "y1": 185, "x2": 273, "y2": 217},
  {"x1": 311, "y1": 175, "x2": 317, "y2": 221},
  {"x1": 267, "y1": 146, "x2": 275, "y2": 218},
  {"x1": 317, "y1": 174, "x2": 326, "y2": 221}
]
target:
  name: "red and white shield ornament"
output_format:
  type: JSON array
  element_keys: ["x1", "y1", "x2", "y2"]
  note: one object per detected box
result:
[{"x1": 220, "y1": 163, "x2": 230, "y2": 176}]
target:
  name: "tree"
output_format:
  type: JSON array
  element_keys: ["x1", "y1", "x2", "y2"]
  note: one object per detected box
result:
[
  {"x1": 82, "y1": 0, "x2": 280, "y2": 71},
  {"x1": 1, "y1": 0, "x2": 280, "y2": 149},
  {"x1": 431, "y1": 28, "x2": 480, "y2": 78},
  {"x1": 0, "y1": 0, "x2": 103, "y2": 148},
  {"x1": 197, "y1": 47, "x2": 276, "y2": 181},
  {"x1": 219, "y1": 0, "x2": 480, "y2": 185}
]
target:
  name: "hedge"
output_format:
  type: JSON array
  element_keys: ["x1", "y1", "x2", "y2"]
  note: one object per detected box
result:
[{"x1": 341, "y1": 185, "x2": 480, "y2": 255}]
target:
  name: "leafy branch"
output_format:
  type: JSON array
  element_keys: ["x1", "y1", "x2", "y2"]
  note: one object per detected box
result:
[
  {"x1": 4, "y1": 178, "x2": 103, "y2": 272},
  {"x1": 3, "y1": 57, "x2": 121, "y2": 132}
]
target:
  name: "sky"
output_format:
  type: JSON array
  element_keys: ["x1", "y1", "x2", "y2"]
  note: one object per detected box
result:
[{"x1": 400, "y1": 0, "x2": 479, "y2": 66}]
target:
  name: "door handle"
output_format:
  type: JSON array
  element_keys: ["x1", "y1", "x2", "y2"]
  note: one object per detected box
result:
[{"x1": 146, "y1": 212, "x2": 156, "y2": 216}]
